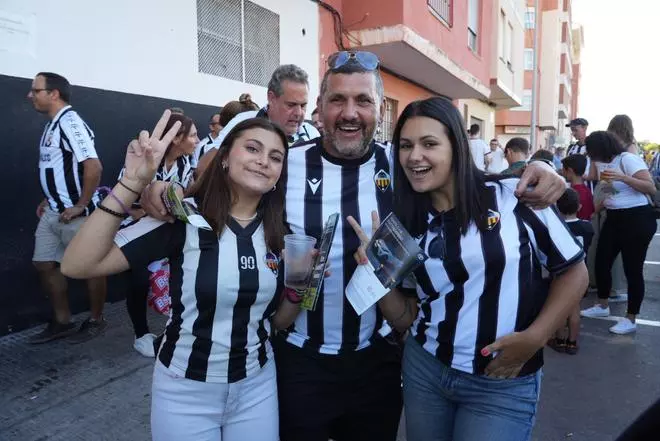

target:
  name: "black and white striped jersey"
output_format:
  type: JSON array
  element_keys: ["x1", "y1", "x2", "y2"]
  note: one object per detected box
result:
[
  {"x1": 38, "y1": 105, "x2": 99, "y2": 214},
  {"x1": 209, "y1": 109, "x2": 320, "y2": 151},
  {"x1": 282, "y1": 138, "x2": 394, "y2": 354},
  {"x1": 192, "y1": 134, "x2": 216, "y2": 168},
  {"x1": 566, "y1": 143, "x2": 587, "y2": 156},
  {"x1": 115, "y1": 213, "x2": 282, "y2": 383},
  {"x1": 407, "y1": 179, "x2": 584, "y2": 376},
  {"x1": 566, "y1": 142, "x2": 594, "y2": 184},
  {"x1": 155, "y1": 155, "x2": 194, "y2": 189}
]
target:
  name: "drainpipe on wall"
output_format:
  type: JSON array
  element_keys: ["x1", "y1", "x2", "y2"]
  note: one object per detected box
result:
[{"x1": 530, "y1": 0, "x2": 540, "y2": 151}]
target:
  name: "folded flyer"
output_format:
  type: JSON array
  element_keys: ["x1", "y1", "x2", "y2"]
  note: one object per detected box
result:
[
  {"x1": 346, "y1": 213, "x2": 427, "y2": 315},
  {"x1": 164, "y1": 184, "x2": 212, "y2": 231}
]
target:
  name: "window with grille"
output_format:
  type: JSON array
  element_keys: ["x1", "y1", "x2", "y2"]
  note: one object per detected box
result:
[
  {"x1": 377, "y1": 98, "x2": 398, "y2": 143},
  {"x1": 197, "y1": 0, "x2": 280, "y2": 87},
  {"x1": 428, "y1": 0, "x2": 452, "y2": 26}
]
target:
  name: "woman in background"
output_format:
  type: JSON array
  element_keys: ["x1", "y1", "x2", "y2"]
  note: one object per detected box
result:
[
  {"x1": 118, "y1": 113, "x2": 198, "y2": 357},
  {"x1": 580, "y1": 131, "x2": 657, "y2": 334}
]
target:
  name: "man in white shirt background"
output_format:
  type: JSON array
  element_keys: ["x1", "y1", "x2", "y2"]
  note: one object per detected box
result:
[
  {"x1": 485, "y1": 138, "x2": 508, "y2": 173},
  {"x1": 468, "y1": 124, "x2": 489, "y2": 171}
]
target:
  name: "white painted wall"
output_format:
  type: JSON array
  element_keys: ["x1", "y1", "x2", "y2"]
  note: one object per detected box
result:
[
  {"x1": 458, "y1": 99, "x2": 495, "y2": 142},
  {"x1": 0, "y1": 0, "x2": 320, "y2": 115}
]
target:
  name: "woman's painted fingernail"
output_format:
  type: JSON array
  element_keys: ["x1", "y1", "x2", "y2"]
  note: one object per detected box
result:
[{"x1": 481, "y1": 348, "x2": 490, "y2": 356}]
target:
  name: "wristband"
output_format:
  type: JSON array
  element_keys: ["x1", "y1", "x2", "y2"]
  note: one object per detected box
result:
[
  {"x1": 284, "y1": 287, "x2": 304, "y2": 304},
  {"x1": 118, "y1": 179, "x2": 141, "y2": 196},
  {"x1": 98, "y1": 186, "x2": 130, "y2": 214},
  {"x1": 96, "y1": 203, "x2": 128, "y2": 219}
]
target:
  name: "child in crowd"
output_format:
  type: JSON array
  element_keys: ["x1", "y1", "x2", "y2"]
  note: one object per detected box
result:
[
  {"x1": 562, "y1": 154, "x2": 595, "y2": 221},
  {"x1": 548, "y1": 188, "x2": 594, "y2": 354}
]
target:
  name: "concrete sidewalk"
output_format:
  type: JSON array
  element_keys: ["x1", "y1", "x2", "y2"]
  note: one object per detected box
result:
[{"x1": 0, "y1": 302, "x2": 165, "y2": 441}]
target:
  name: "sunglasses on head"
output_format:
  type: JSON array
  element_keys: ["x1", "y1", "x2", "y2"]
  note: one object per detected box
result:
[{"x1": 327, "y1": 51, "x2": 380, "y2": 71}]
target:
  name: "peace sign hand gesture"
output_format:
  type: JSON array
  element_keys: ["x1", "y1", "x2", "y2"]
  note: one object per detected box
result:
[
  {"x1": 347, "y1": 210, "x2": 380, "y2": 266},
  {"x1": 122, "y1": 110, "x2": 182, "y2": 185}
]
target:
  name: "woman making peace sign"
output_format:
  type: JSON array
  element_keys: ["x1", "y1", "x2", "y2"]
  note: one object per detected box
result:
[{"x1": 62, "y1": 111, "x2": 304, "y2": 441}]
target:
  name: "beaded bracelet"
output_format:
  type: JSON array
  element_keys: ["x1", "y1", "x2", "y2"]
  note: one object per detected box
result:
[
  {"x1": 98, "y1": 186, "x2": 130, "y2": 214},
  {"x1": 118, "y1": 179, "x2": 141, "y2": 196},
  {"x1": 96, "y1": 203, "x2": 128, "y2": 219}
]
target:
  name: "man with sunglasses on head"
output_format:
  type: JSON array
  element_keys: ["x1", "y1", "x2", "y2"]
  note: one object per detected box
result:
[{"x1": 140, "y1": 51, "x2": 567, "y2": 440}]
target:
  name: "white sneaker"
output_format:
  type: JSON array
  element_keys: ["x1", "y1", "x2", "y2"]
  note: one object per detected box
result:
[
  {"x1": 133, "y1": 333, "x2": 156, "y2": 357},
  {"x1": 609, "y1": 318, "x2": 636, "y2": 335},
  {"x1": 609, "y1": 293, "x2": 628, "y2": 303},
  {"x1": 580, "y1": 305, "x2": 611, "y2": 318}
]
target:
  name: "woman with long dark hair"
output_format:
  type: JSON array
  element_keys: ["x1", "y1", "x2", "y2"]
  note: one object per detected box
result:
[
  {"x1": 351, "y1": 97, "x2": 588, "y2": 441},
  {"x1": 61, "y1": 111, "x2": 304, "y2": 441},
  {"x1": 580, "y1": 131, "x2": 657, "y2": 334}
]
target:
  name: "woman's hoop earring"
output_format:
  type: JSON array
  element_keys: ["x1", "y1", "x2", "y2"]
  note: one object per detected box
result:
[
  {"x1": 271, "y1": 185, "x2": 276, "y2": 192},
  {"x1": 222, "y1": 162, "x2": 228, "y2": 171}
]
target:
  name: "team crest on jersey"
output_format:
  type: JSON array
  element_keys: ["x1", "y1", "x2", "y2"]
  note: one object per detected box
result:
[
  {"x1": 264, "y1": 251, "x2": 280, "y2": 276},
  {"x1": 486, "y1": 209, "x2": 501, "y2": 230},
  {"x1": 45, "y1": 132, "x2": 53, "y2": 147},
  {"x1": 374, "y1": 169, "x2": 391, "y2": 192}
]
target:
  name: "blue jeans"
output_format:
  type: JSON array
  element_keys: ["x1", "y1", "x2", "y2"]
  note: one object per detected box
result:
[{"x1": 402, "y1": 336, "x2": 542, "y2": 441}]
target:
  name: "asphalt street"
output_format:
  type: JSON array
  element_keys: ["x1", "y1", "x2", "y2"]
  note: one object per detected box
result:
[{"x1": 2, "y1": 234, "x2": 660, "y2": 441}]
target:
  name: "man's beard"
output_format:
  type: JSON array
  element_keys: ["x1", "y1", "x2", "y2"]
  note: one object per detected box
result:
[{"x1": 326, "y1": 122, "x2": 376, "y2": 159}]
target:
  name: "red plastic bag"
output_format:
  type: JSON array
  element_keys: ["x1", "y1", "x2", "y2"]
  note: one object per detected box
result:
[{"x1": 147, "y1": 259, "x2": 171, "y2": 315}]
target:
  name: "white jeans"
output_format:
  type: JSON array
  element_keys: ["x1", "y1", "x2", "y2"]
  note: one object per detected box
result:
[{"x1": 151, "y1": 360, "x2": 279, "y2": 441}]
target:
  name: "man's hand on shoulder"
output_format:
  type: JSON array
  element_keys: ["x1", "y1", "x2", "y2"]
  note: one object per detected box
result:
[
  {"x1": 515, "y1": 160, "x2": 566, "y2": 209},
  {"x1": 140, "y1": 181, "x2": 176, "y2": 222}
]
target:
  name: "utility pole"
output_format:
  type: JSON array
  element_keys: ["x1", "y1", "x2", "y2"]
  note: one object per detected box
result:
[{"x1": 530, "y1": 0, "x2": 540, "y2": 151}]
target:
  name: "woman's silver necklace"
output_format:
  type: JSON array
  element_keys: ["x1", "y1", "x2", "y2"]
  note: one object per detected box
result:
[{"x1": 231, "y1": 213, "x2": 258, "y2": 222}]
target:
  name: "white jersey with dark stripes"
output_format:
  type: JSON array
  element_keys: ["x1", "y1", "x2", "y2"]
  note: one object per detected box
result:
[
  {"x1": 115, "y1": 213, "x2": 282, "y2": 383},
  {"x1": 566, "y1": 143, "x2": 587, "y2": 156},
  {"x1": 407, "y1": 178, "x2": 584, "y2": 376},
  {"x1": 154, "y1": 155, "x2": 194, "y2": 189},
  {"x1": 192, "y1": 134, "x2": 216, "y2": 168},
  {"x1": 566, "y1": 142, "x2": 595, "y2": 185},
  {"x1": 38, "y1": 105, "x2": 99, "y2": 214},
  {"x1": 282, "y1": 137, "x2": 394, "y2": 354}
]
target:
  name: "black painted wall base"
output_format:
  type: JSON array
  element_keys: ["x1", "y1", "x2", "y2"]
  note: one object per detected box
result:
[{"x1": 0, "y1": 74, "x2": 220, "y2": 336}]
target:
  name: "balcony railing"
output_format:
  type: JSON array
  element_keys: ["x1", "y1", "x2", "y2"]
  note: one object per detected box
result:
[{"x1": 428, "y1": 0, "x2": 452, "y2": 26}]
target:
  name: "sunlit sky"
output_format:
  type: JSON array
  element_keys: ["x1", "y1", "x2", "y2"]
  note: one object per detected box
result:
[{"x1": 572, "y1": 0, "x2": 660, "y2": 142}]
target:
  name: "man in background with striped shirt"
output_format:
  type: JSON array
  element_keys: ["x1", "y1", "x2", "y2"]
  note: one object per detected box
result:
[{"x1": 28, "y1": 72, "x2": 107, "y2": 344}]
